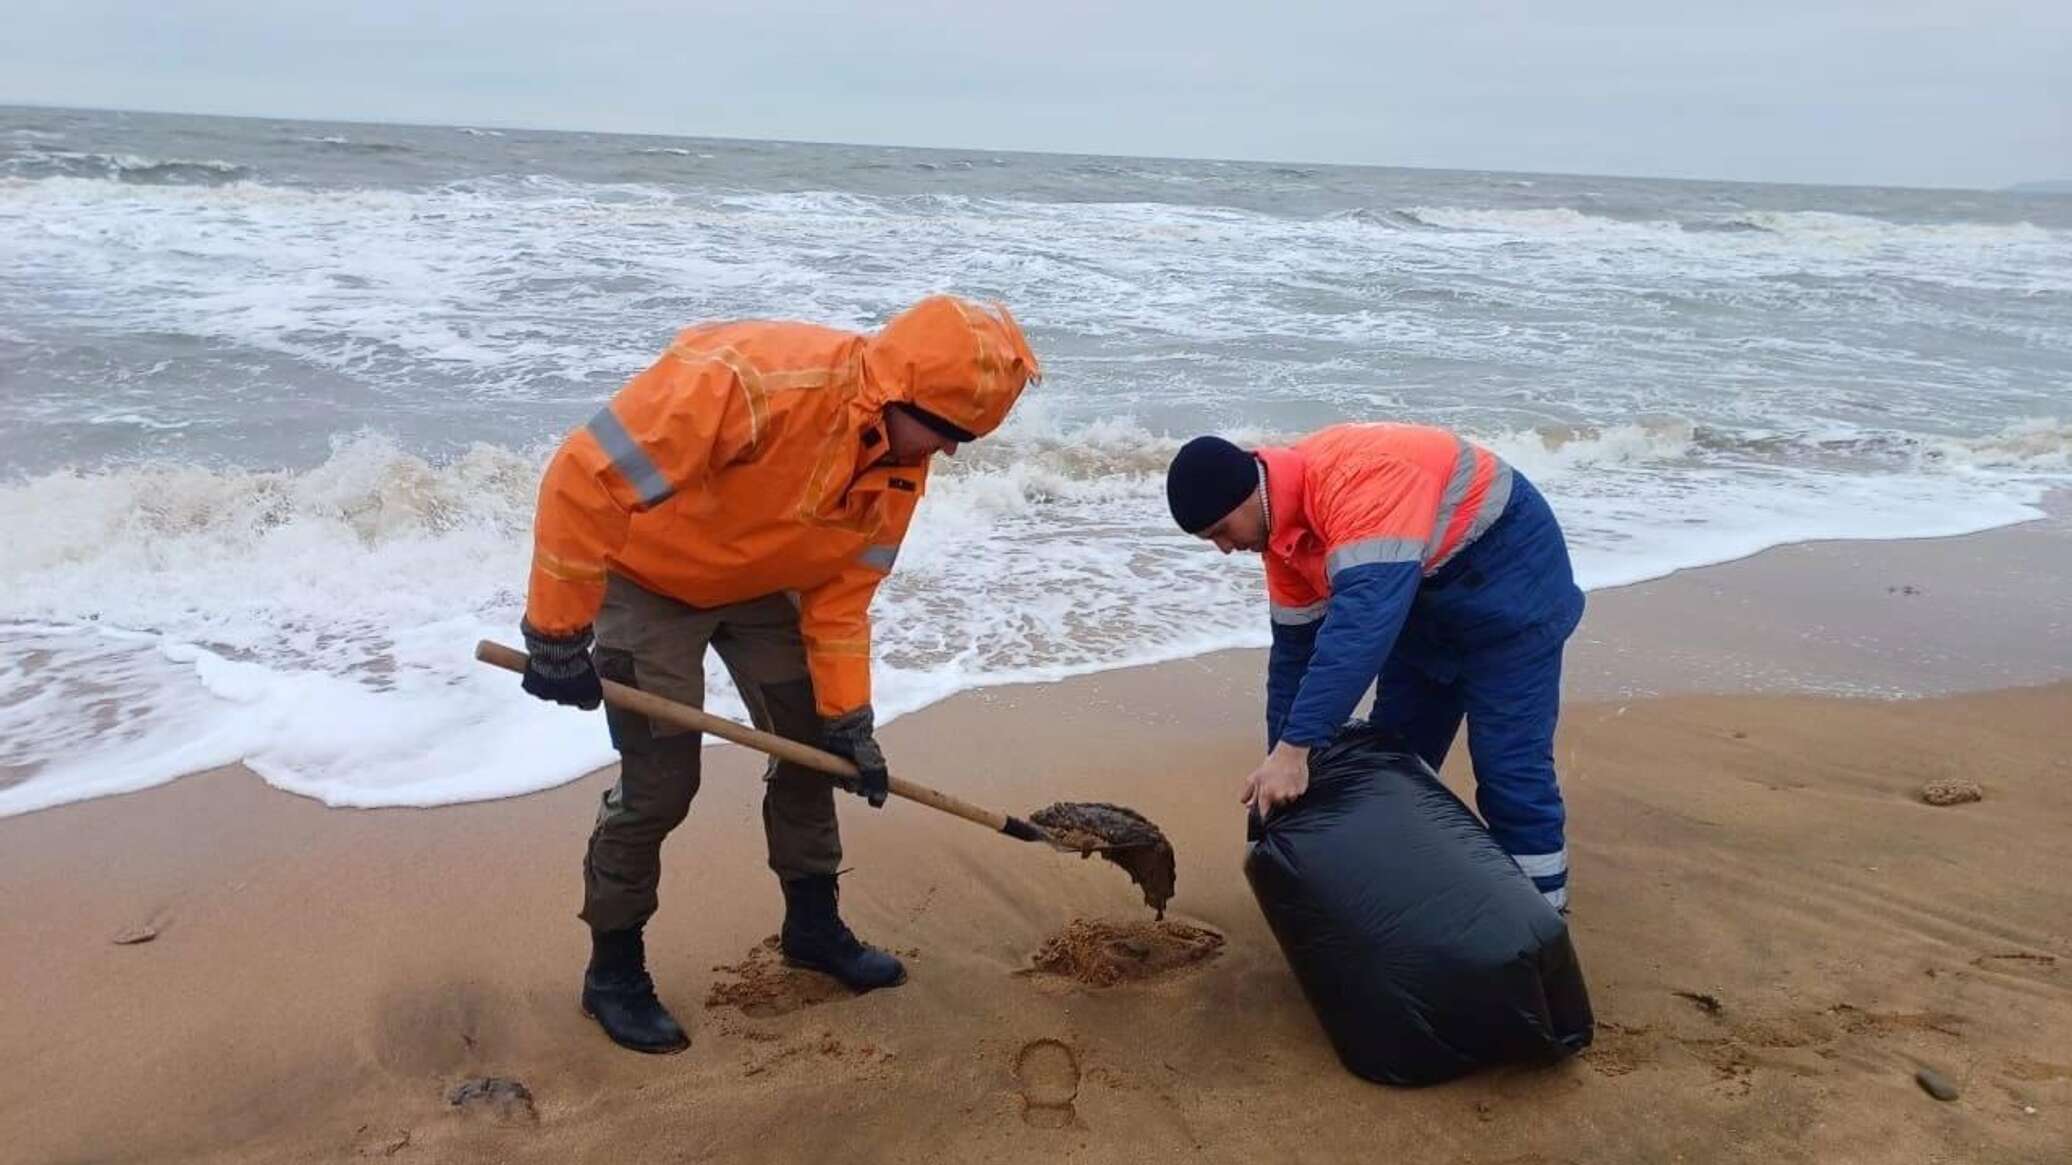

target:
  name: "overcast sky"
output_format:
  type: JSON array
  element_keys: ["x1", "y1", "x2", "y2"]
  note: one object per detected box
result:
[{"x1": 5, "y1": 1, "x2": 2067, "y2": 188}]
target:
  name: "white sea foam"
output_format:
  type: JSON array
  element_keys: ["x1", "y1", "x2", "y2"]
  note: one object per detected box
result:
[{"x1": 0, "y1": 417, "x2": 2061, "y2": 817}]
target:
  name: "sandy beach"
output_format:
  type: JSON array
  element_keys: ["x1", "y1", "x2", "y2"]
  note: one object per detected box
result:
[{"x1": 4, "y1": 507, "x2": 2069, "y2": 1165}]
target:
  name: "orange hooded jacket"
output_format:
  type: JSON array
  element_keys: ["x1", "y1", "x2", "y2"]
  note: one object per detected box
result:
[{"x1": 525, "y1": 296, "x2": 1039, "y2": 716}]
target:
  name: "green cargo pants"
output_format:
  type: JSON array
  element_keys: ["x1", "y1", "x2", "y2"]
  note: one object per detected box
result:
[{"x1": 579, "y1": 574, "x2": 842, "y2": 934}]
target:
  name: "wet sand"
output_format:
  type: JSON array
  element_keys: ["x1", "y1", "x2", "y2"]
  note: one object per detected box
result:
[{"x1": 3, "y1": 510, "x2": 2068, "y2": 1164}]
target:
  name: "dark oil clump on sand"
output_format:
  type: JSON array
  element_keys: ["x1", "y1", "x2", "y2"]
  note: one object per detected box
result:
[{"x1": 1030, "y1": 802, "x2": 1177, "y2": 918}]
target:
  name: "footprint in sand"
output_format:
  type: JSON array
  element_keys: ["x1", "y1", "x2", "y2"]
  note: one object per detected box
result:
[{"x1": 1015, "y1": 1039, "x2": 1081, "y2": 1128}]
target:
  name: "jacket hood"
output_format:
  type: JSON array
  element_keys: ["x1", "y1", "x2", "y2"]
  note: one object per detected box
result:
[{"x1": 862, "y1": 295, "x2": 1040, "y2": 439}]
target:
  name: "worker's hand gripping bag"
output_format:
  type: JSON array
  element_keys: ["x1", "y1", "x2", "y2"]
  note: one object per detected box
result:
[{"x1": 1243, "y1": 724, "x2": 1594, "y2": 1085}]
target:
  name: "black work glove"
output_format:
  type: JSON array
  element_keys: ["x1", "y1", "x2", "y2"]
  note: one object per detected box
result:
[
  {"x1": 519, "y1": 620, "x2": 603, "y2": 710},
  {"x1": 822, "y1": 705, "x2": 890, "y2": 808}
]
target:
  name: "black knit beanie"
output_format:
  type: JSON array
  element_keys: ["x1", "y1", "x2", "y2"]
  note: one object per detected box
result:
[{"x1": 1166, "y1": 436, "x2": 1258, "y2": 534}]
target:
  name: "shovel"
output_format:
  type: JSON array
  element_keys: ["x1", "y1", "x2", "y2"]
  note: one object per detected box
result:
[{"x1": 475, "y1": 640, "x2": 1175, "y2": 912}]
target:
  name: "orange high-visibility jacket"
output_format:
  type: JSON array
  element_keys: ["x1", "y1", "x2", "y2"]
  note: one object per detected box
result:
[
  {"x1": 1260, "y1": 423, "x2": 1514, "y2": 619},
  {"x1": 1259, "y1": 423, "x2": 1515, "y2": 748},
  {"x1": 525, "y1": 296, "x2": 1039, "y2": 716}
]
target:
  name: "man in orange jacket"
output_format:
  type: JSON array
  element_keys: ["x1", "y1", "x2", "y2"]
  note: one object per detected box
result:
[
  {"x1": 520, "y1": 296, "x2": 1039, "y2": 1053},
  {"x1": 1167, "y1": 424, "x2": 1583, "y2": 914}
]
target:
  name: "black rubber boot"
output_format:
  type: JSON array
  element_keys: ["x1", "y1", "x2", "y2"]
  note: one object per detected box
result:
[
  {"x1": 779, "y1": 875, "x2": 908, "y2": 991},
  {"x1": 581, "y1": 928, "x2": 690, "y2": 1054}
]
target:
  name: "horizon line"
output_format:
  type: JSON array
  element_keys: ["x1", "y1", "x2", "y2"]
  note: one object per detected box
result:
[{"x1": 5, "y1": 98, "x2": 2053, "y2": 198}]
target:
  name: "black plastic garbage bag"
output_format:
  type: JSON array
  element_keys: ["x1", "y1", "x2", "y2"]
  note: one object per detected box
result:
[{"x1": 1244, "y1": 724, "x2": 1593, "y2": 1086}]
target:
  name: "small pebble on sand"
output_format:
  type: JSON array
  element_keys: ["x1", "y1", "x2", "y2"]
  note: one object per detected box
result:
[
  {"x1": 1919, "y1": 779, "x2": 1983, "y2": 807},
  {"x1": 1915, "y1": 1066, "x2": 1960, "y2": 1102},
  {"x1": 111, "y1": 924, "x2": 158, "y2": 945}
]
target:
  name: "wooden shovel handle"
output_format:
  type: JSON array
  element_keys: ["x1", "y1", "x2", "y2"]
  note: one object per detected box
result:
[{"x1": 475, "y1": 640, "x2": 1037, "y2": 840}]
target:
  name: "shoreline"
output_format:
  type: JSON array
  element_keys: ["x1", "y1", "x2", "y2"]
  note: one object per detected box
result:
[{"x1": 3, "y1": 491, "x2": 2066, "y2": 822}]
